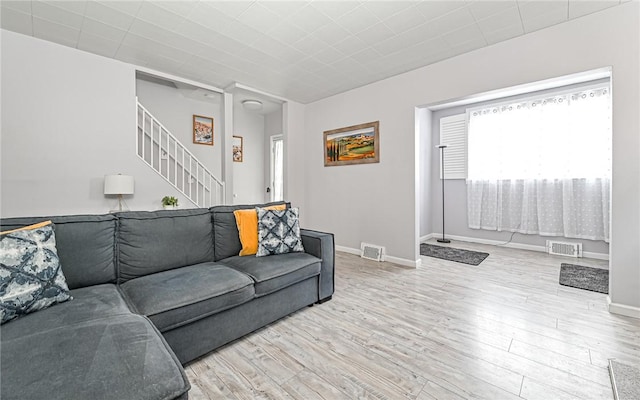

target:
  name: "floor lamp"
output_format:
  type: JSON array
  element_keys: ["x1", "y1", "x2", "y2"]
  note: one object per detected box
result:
[{"x1": 436, "y1": 145, "x2": 450, "y2": 243}]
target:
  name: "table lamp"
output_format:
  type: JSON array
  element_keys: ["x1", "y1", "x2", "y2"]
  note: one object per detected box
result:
[{"x1": 104, "y1": 174, "x2": 134, "y2": 212}]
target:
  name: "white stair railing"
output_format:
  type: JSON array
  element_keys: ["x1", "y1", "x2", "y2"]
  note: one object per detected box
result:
[{"x1": 136, "y1": 99, "x2": 225, "y2": 208}]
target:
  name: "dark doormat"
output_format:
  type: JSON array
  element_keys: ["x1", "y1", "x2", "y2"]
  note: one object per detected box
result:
[
  {"x1": 559, "y1": 263, "x2": 609, "y2": 294},
  {"x1": 420, "y1": 243, "x2": 489, "y2": 266},
  {"x1": 609, "y1": 360, "x2": 640, "y2": 400}
]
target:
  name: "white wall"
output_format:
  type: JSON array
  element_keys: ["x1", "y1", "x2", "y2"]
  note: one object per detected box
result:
[
  {"x1": 232, "y1": 107, "x2": 265, "y2": 204},
  {"x1": 1, "y1": 30, "x2": 196, "y2": 215},
  {"x1": 283, "y1": 101, "x2": 307, "y2": 221},
  {"x1": 297, "y1": 4, "x2": 639, "y2": 311},
  {"x1": 136, "y1": 78, "x2": 222, "y2": 181}
]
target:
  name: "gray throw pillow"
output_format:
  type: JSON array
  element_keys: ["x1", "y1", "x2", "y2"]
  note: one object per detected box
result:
[
  {"x1": 256, "y1": 207, "x2": 304, "y2": 257},
  {"x1": 0, "y1": 221, "x2": 72, "y2": 324}
]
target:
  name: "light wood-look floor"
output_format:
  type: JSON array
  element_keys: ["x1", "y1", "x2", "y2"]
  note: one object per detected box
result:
[{"x1": 185, "y1": 241, "x2": 640, "y2": 399}]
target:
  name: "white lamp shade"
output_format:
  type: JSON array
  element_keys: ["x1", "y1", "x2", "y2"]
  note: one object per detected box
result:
[{"x1": 104, "y1": 175, "x2": 134, "y2": 195}]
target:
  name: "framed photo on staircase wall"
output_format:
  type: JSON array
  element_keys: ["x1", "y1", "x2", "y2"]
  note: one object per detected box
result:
[{"x1": 193, "y1": 115, "x2": 214, "y2": 146}]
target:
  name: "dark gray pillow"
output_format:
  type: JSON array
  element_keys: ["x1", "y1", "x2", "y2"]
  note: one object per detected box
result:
[
  {"x1": 256, "y1": 207, "x2": 304, "y2": 257},
  {"x1": 0, "y1": 222, "x2": 71, "y2": 324}
]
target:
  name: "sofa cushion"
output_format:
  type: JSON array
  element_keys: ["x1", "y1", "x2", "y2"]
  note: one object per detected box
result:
[
  {"x1": 211, "y1": 202, "x2": 288, "y2": 261},
  {"x1": 221, "y1": 252, "x2": 321, "y2": 297},
  {"x1": 120, "y1": 262, "x2": 255, "y2": 332},
  {"x1": 234, "y1": 204, "x2": 287, "y2": 256},
  {"x1": 117, "y1": 209, "x2": 215, "y2": 282},
  {"x1": 256, "y1": 207, "x2": 305, "y2": 257},
  {"x1": 1, "y1": 221, "x2": 72, "y2": 324},
  {"x1": 0, "y1": 214, "x2": 117, "y2": 289},
  {"x1": 0, "y1": 285, "x2": 189, "y2": 400}
]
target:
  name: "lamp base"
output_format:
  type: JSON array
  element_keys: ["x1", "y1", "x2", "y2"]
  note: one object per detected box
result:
[{"x1": 437, "y1": 238, "x2": 451, "y2": 243}]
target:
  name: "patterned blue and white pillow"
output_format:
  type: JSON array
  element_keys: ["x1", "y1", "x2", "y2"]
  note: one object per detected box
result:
[
  {"x1": 0, "y1": 221, "x2": 72, "y2": 324},
  {"x1": 256, "y1": 207, "x2": 305, "y2": 257}
]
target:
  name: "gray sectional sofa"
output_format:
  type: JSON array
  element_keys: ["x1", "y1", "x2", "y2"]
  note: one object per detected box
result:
[{"x1": 0, "y1": 202, "x2": 334, "y2": 400}]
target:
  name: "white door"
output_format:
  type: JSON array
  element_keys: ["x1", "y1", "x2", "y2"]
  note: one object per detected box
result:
[{"x1": 269, "y1": 135, "x2": 284, "y2": 202}]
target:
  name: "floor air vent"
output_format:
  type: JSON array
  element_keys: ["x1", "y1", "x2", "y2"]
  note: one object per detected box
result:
[
  {"x1": 547, "y1": 240, "x2": 583, "y2": 257},
  {"x1": 361, "y1": 243, "x2": 385, "y2": 262}
]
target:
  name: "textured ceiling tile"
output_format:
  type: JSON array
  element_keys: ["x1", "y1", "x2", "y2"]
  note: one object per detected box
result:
[
  {"x1": 135, "y1": 1, "x2": 185, "y2": 30},
  {"x1": 468, "y1": 0, "x2": 518, "y2": 21},
  {"x1": 349, "y1": 46, "x2": 382, "y2": 65},
  {"x1": 355, "y1": 22, "x2": 395, "y2": 47},
  {"x1": 483, "y1": 23, "x2": 525, "y2": 45},
  {"x1": 81, "y1": 17, "x2": 127, "y2": 43},
  {"x1": 85, "y1": 2, "x2": 136, "y2": 31},
  {"x1": 266, "y1": 21, "x2": 308, "y2": 44},
  {"x1": 261, "y1": 1, "x2": 309, "y2": 18},
  {"x1": 184, "y1": 2, "x2": 234, "y2": 30},
  {"x1": 215, "y1": 21, "x2": 265, "y2": 46},
  {"x1": 518, "y1": 0, "x2": 568, "y2": 21},
  {"x1": 291, "y1": 33, "x2": 328, "y2": 55},
  {"x1": 77, "y1": 31, "x2": 121, "y2": 57},
  {"x1": 1, "y1": 7, "x2": 33, "y2": 36},
  {"x1": 42, "y1": 0, "x2": 87, "y2": 15},
  {"x1": 381, "y1": 4, "x2": 427, "y2": 34},
  {"x1": 32, "y1": 1, "x2": 84, "y2": 29},
  {"x1": 236, "y1": 3, "x2": 282, "y2": 33},
  {"x1": 154, "y1": 1, "x2": 198, "y2": 19},
  {"x1": 289, "y1": 4, "x2": 333, "y2": 33},
  {"x1": 33, "y1": 17, "x2": 80, "y2": 47},
  {"x1": 1, "y1": 1, "x2": 32, "y2": 13},
  {"x1": 207, "y1": 0, "x2": 253, "y2": 19},
  {"x1": 332, "y1": 34, "x2": 367, "y2": 55},
  {"x1": 313, "y1": 22, "x2": 352, "y2": 46},
  {"x1": 416, "y1": 1, "x2": 468, "y2": 20},
  {"x1": 363, "y1": 1, "x2": 417, "y2": 20},
  {"x1": 335, "y1": 5, "x2": 381, "y2": 34},
  {"x1": 313, "y1": 46, "x2": 345, "y2": 64},
  {"x1": 441, "y1": 24, "x2": 486, "y2": 48},
  {"x1": 95, "y1": 0, "x2": 142, "y2": 17},
  {"x1": 522, "y1": 7, "x2": 567, "y2": 33},
  {"x1": 427, "y1": 6, "x2": 476, "y2": 34},
  {"x1": 568, "y1": 0, "x2": 619, "y2": 19},
  {"x1": 310, "y1": 0, "x2": 362, "y2": 20},
  {"x1": 475, "y1": 5, "x2": 522, "y2": 34}
]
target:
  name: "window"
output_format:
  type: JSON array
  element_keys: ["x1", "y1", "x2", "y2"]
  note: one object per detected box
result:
[
  {"x1": 466, "y1": 83, "x2": 611, "y2": 241},
  {"x1": 467, "y1": 84, "x2": 611, "y2": 180}
]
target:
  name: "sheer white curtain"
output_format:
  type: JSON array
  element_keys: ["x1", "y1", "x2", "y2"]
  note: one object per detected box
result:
[{"x1": 467, "y1": 85, "x2": 611, "y2": 241}]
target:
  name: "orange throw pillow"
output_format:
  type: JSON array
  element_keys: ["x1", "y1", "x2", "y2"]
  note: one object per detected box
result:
[{"x1": 234, "y1": 204, "x2": 286, "y2": 256}]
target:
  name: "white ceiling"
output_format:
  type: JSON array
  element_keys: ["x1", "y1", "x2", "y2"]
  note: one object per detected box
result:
[{"x1": 0, "y1": 0, "x2": 626, "y2": 103}]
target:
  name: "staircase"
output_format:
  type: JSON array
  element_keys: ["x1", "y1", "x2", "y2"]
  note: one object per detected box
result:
[{"x1": 136, "y1": 99, "x2": 225, "y2": 208}]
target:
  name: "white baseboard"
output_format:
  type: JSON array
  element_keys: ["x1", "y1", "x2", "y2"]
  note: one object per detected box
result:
[
  {"x1": 421, "y1": 232, "x2": 609, "y2": 261},
  {"x1": 607, "y1": 296, "x2": 640, "y2": 319},
  {"x1": 335, "y1": 245, "x2": 421, "y2": 268}
]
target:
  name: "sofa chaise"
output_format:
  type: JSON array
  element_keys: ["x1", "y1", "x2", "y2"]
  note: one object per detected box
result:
[{"x1": 0, "y1": 202, "x2": 334, "y2": 400}]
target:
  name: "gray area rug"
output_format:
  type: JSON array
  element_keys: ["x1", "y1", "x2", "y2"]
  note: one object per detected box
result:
[
  {"x1": 420, "y1": 243, "x2": 489, "y2": 266},
  {"x1": 559, "y1": 263, "x2": 609, "y2": 294},
  {"x1": 609, "y1": 360, "x2": 640, "y2": 400}
]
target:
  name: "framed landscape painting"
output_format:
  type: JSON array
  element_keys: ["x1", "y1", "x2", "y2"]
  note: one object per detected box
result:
[
  {"x1": 193, "y1": 115, "x2": 214, "y2": 146},
  {"x1": 324, "y1": 121, "x2": 380, "y2": 166},
  {"x1": 233, "y1": 135, "x2": 243, "y2": 162}
]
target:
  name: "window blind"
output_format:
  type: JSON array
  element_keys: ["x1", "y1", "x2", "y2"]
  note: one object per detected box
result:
[{"x1": 439, "y1": 113, "x2": 467, "y2": 179}]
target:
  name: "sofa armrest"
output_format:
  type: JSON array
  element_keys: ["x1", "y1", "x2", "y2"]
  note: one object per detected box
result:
[{"x1": 300, "y1": 229, "x2": 334, "y2": 302}]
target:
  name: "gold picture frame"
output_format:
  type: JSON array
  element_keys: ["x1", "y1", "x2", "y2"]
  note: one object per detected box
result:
[
  {"x1": 193, "y1": 115, "x2": 214, "y2": 146},
  {"x1": 324, "y1": 121, "x2": 380, "y2": 166},
  {"x1": 233, "y1": 135, "x2": 243, "y2": 162}
]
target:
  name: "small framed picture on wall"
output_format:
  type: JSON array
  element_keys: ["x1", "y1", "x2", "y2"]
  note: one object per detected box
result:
[
  {"x1": 233, "y1": 135, "x2": 243, "y2": 162},
  {"x1": 193, "y1": 115, "x2": 214, "y2": 145}
]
